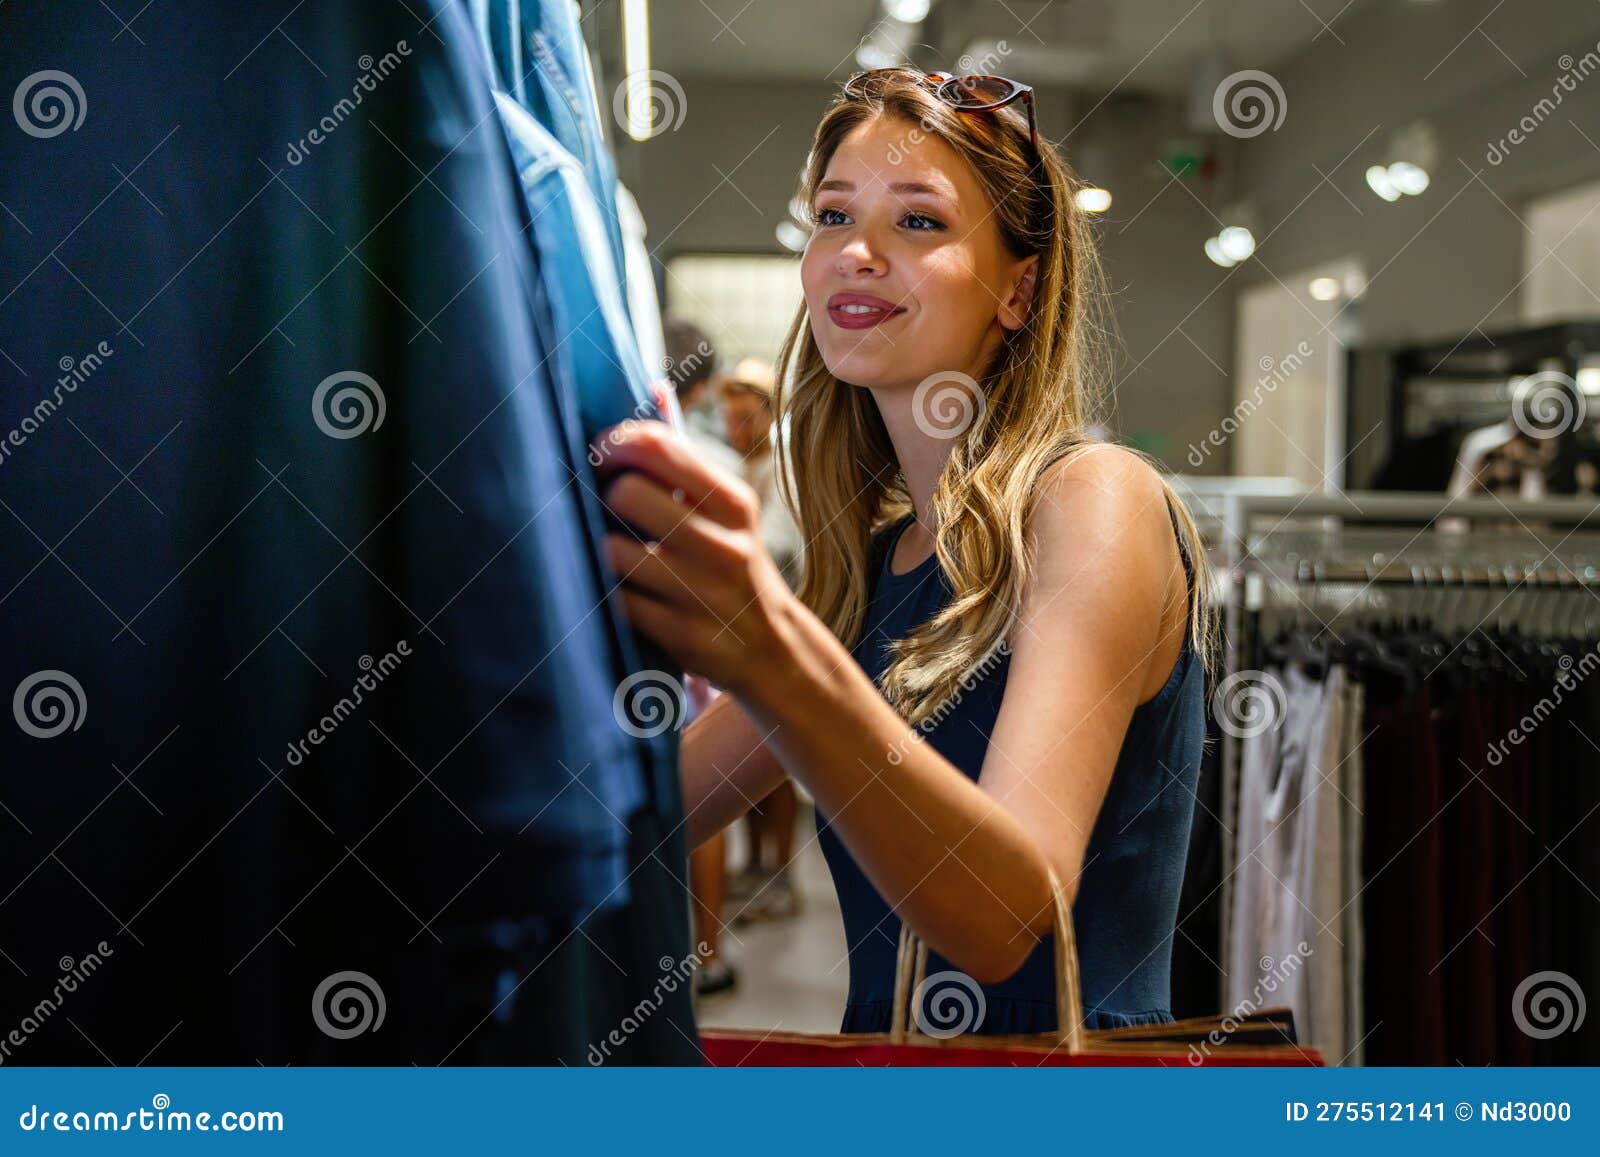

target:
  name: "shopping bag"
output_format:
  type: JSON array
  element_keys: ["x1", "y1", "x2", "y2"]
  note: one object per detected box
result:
[{"x1": 700, "y1": 869, "x2": 1323, "y2": 1066}]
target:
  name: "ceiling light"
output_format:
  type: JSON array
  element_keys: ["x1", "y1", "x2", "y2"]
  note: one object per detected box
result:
[
  {"x1": 1074, "y1": 187, "x2": 1112, "y2": 213},
  {"x1": 1217, "y1": 225, "x2": 1256, "y2": 262},
  {"x1": 1309, "y1": 277, "x2": 1340, "y2": 301},
  {"x1": 1387, "y1": 161, "x2": 1430, "y2": 195},
  {"x1": 1365, "y1": 164, "x2": 1401, "y2": 201},
  {"x1": 856, "y1": 40, "x2": 899, "y2": 70},
  {"x1": 1204, "y1": 236, "x2": 1236, "y2": 268},
  {"x1": 883, "y1": 0, "x2": 931, "y2": 21},
  {"x1": 775, "y1": 220, "x2": 810, "y2": 252},
  {"x1": 622, "y1": 0, "x2": 652, "y2": 141}
]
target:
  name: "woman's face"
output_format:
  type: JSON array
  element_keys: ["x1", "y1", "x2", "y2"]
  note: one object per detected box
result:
[{"x1": 800, "y1": 114, "x2": 1036, "y2": 394}]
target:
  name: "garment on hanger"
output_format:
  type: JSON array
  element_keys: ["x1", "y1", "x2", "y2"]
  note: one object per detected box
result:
[
  {"x1": 475, "y1": 0, "x2": 631, "y2": 299},
  {"x1": 617, "y1": 183, "x2": 668, "y2": 378},
  {"x1": 1339, "y1": 677, "x2": 1366, "y2": 1066},
  {"x1": 1227, "y1": 663, "x2": 1352, "y2": 1063},
  {"x1": 1231, "y1": 599, "x2": 1600, "y2": 1066},
  {"x1": 0, "y1": 0, "x2": 692, "y2": 1064},
  {"x1": 494, "y1": 94, "x2": 657, "y2": 438}
]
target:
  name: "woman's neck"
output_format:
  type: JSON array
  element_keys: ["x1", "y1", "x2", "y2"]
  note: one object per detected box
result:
[{"x1": 868, "y1": 385, "x2": 953, "y2": 530}]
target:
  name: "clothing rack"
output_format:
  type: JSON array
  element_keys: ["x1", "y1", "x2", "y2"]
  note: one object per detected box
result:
[{"x1": 1214, "y1": 489, "x2": 1600, "y2": 1009}]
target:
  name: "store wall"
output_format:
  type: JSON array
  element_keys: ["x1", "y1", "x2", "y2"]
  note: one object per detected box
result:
[
  {"x1": 1229, "y1": 0, "x2": 1600, "y2": 342},
  {"x1": 1221, "y1": 0, "x2": 1600, "y2": 482}
]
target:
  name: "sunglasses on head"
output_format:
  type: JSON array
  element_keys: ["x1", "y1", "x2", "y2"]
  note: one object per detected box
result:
[{"x1": 842, "y1": 68, "x2": 1038, "y2": 152}]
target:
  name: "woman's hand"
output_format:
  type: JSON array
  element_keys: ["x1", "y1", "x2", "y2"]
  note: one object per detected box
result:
[{"x1": 592, "y1": 420, "x2": 800, "y2": 699}]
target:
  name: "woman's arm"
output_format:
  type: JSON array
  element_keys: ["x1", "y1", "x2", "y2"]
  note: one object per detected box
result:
[
  {"x1": 679, "y1": 691, "x2": 787, "y2": 847},
  {"x1": 598, "y1": 424, "x2": 1185, "y2": 984}
]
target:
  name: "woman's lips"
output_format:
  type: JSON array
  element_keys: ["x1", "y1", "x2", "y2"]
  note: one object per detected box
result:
[{"x1": 826, "y1": 293, "x2": 907, "y2": 330}]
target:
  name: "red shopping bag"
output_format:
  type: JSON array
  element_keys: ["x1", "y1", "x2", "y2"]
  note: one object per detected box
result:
[{"x1": 701, "y1": 870, "x2": 1323, "y2": 1067}]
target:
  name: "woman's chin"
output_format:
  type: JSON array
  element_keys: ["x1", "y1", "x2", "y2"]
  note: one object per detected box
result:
[{"x1": 820, "y1": 353, "x2": 899, "y2": 392}]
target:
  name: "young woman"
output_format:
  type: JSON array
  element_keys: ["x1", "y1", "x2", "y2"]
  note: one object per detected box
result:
[{"x1": 595, "y1": 68, "x2": 1215, "y2": 1034}]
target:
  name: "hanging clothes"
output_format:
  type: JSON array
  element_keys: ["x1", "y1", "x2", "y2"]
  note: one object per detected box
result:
[
  {"x1": 474, "y1": 0, "x2": 632, "y2": 304},
  {"x1": 616, "y1": 183, "x2": 668, "y2": 378},
  {"x1": 0, "y1": 0, "x2": 692, "y2": 1064},
  {"x1": 493, "y1": 94, "x2": 656, "y2": 439},
  {"x1": 1227, "y1": 663, "x2": 1352, "y2": 1063},
  {"x1": 1228, "y1": 603, "x2": 1600, "y2": 1066}
]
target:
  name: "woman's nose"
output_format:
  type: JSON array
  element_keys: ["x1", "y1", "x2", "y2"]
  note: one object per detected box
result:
[{"x1": 834, "y1": 233, "x2": 885, "y2": 278}]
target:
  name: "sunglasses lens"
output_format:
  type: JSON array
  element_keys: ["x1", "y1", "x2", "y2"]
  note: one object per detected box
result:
[{"x1": 939, "y1": 75, "x2": 1020, "y2": 109}]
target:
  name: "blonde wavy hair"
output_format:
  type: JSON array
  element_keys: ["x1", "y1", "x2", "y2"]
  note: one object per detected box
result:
[{"x1": 772, "y1": 71, "x2": 1217, "y2": 728}]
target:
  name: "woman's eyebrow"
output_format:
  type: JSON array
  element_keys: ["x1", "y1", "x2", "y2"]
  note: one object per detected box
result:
[{"x1": 816, "y1": 178, "x2": 954, "y2": 199}]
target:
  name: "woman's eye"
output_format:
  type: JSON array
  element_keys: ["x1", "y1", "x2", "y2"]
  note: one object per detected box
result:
[
  {"x1": 901, "y1": 212, "x2": 944, "y2": 232},
  {"x1": 813, "y1": 207, "x2": 849, "y2": 226}
]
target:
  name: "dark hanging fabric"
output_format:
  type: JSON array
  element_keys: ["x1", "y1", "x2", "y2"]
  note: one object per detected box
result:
[
  {"x1": 1358, "y1": 673, "x2": 1447, "y2": 1065},
  {"x1": 1242, "y1": 614, "x2": 1598, "y2": 1067},
  {"x1": 0, "y1": 0, "x2": 694, "y2": 1064}
]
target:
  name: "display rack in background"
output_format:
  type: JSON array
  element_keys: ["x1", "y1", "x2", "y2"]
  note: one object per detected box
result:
[
  {"x1": 1353, "y1": 321, "x2": 1600, "y2": 494},
  {"x1": 1214, "y1": 490, "x2": 1600, "y2": 1066}
]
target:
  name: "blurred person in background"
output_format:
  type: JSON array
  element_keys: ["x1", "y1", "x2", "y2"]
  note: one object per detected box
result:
[
  {"x1": 720, "y1": 358, "x2": 803, "y2": 588},
  {"x1": 719, "y1": 359, "x2": 805, "y2": 923},
  {"x1": 663, "y1": 318, "x2": 742, "y2": 476}
]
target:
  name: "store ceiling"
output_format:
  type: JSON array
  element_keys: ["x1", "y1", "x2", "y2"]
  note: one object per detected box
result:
[{"x1": 650, "y1": 0, "x2": 1380, "y2": 93}]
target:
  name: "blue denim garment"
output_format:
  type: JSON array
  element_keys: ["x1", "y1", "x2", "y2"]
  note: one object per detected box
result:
[
  {"x1": 475, "y1": 0, "x2": 631, "y2": 299},
  {"x1": 493, "y1": 92, "x2": 655, "y2": 441}
]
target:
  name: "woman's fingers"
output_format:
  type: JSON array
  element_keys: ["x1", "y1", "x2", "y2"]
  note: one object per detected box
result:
[
  {"x1": 617, "y1": 584, "x2": 685, "y2": 658},
  {"x1": 592, "y1": 420, "x2": 753, "y2": 530},
  {"x1": 602, "y1": 470, "x2": 716, "y2": 546},
  {"x1": 603, "y1": 532, "x2": 693, "y2": 602}
]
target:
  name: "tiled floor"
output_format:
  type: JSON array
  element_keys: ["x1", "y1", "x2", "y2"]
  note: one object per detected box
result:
[{"x1": 694, "y1": 811, "x2": 850, "y2": 1035}]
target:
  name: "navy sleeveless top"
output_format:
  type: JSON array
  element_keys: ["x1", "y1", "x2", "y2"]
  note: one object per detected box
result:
[{"x1": 817, "y1": 505, "x2": 1206, "y2": 1034}]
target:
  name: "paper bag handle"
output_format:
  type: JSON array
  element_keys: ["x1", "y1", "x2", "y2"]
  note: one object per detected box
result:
[{"x1": 888, "y1": 867, "x2": 1085, "y2": 1053}]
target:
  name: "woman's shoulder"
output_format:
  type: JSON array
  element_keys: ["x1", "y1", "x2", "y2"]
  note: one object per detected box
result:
[
  {"x1": 1024, "y1": 443, "x2": 1188, "y2": 646},
  {"x1": 1033, "y1": 443, "x2": 1173, "y2": 536}
]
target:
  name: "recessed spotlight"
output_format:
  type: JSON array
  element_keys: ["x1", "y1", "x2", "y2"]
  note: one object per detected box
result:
[
  {"x1": 1366, "y1": 164, "x2": 1401, "y2": 201},
  {"x1": 1205, "y1": 236, "x2": 1236, "y2": 267},
  {"x1": 1218, "y1": 225, "x2": 1256, "y2": 262},
  {"x1": 1309, "y1": 277, "x2": 1340, "y2": 301},
  {"x1": 856, "y1": 41, "x2": 898, "y2": 70},
  {"x1": 775, "y1": 220, "x2": 810, "y2": 252},
  {"x1": 884, "y1": 0, "x2": 931, "y2": 21},
  {"x1": 1074, "y1": 187, "x2": 1112, "y2": 213},
  {"x1": 1387, "y1": 161, "x2": 1430, "y2": 195}
]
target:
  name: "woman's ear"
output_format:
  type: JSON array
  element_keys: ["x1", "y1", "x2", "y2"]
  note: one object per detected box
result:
[{"x1": 998, "y1": 255, "x2": 1039, "y2": 332}]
